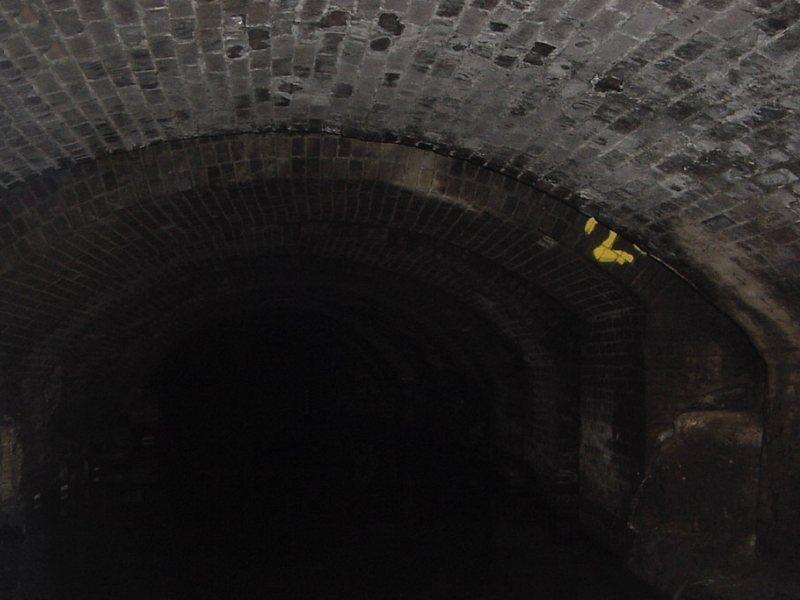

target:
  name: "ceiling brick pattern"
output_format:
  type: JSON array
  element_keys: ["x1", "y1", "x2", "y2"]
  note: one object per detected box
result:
[
  {"x1": 0, "y1": 0, "x2": 797, "y2": 349},
  {"x1": 0, "y1": 134, "x2": 651, "y2": 380}
]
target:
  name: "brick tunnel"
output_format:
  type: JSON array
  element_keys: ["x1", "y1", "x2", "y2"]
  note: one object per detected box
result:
[{"x1": 0, "y1": 2, "x2": 798, "y2": 599}]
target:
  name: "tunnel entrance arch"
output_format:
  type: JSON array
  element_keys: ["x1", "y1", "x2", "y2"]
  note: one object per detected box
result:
[{"x1": 0, "y1": 132, "x2": 765, "y2": 597}]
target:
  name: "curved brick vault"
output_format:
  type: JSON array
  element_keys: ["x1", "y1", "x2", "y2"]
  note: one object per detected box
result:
[
  {"x1": 0, "y1": 0, "x2": 797, "y2": 597},
  {"x1": 0, "y1": 132, "x2": 776, "y2": 598}
]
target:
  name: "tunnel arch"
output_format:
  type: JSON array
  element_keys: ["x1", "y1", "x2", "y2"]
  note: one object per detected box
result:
[
  {"x1": 0, "y1": 0, "x2": 798, "y2": 594},
  {"x1": 0, "y1": 131, "x2": 772, "y2": 597}
]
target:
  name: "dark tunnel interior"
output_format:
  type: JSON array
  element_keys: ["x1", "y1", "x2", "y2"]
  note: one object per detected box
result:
[
  {"x1": 2, "y1": 0, "x2": 800, "y2": 594},
  {"x1": 21, "y1": 270, "x2": 659, "y2": 600},
  {"x1": 0, "y1": 140, "x2": 770, "y2": 599}
]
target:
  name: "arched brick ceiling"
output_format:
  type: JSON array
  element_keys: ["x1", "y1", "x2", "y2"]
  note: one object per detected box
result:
[
  {"x1": 0, "y1": 0, "x2": 798, "y2": 350},
  {"x1": 1, "y1": 150, "x2": 635, "y2": 387}
]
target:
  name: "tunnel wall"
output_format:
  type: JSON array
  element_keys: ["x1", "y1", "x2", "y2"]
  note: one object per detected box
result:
[
  {"x1": 0, "y1": 419, "x2": 23, "y2": 514},
  {"x1": 645, "y1": 279, "x2": 764, "y2": 452},
  {"x1": 0, "y1": 132, "x2": 771, "y2": 596},
  {"x1": 0, "y1": 132, "x2": 640, "y2": 517},
  {"x1": 627, "y1": 270, "x2": 765, "y2": 591},
  {"x1": 579, "y1": 309, "x2": 646, "y2": 546},
  {"x1": 759, "y1": 348, "x2": 800, "y2": 564}
]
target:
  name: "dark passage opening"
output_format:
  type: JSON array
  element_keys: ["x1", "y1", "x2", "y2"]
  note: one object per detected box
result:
[
  {"x1": 32, "y1": 277, "x2": 658, "y2": 599},
  {"x1": 153, "y1": 315, "x2": 495, "y2": 598}
]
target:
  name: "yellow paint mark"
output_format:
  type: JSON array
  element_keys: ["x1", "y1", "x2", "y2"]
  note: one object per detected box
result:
[
  {"x1": 594, "y1": 231, "x2": 634, "y2": 264},
  {"x1": 584, "y1": 217, "x2": 636, "y2": 265}
]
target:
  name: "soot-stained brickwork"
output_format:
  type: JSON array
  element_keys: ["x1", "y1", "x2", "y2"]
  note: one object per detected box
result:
[
  {"x1": 0, "y1": 0, "x2": 797, "y2": 361},
  {"x1": 0, "y1": 133, "x2": 774, "y2": 597},
  {"x1": 0, "y1": 135, "x2": 646, "y2": 533}
]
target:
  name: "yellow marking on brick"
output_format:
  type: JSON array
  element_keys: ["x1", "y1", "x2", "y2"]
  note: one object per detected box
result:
[{"x1": 585, "y1": 217, "x2": 636, "y2": 265}]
